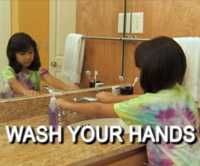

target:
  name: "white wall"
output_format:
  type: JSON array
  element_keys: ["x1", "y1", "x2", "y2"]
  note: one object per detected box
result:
[{"x1": 0, "y1": 0, "x2": 11, "y2": 70}]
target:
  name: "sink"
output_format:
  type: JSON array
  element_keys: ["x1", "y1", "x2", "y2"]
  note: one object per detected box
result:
[{"x1": 70, "y1": 118, "x2": 129, "y2": 133}]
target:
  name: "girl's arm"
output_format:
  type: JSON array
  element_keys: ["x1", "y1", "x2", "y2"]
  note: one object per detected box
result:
[
  {"x1": 9, "y1": 78, "x2": 40, "y2": 96},
  {"x1": 41, "y1": 73, "x2": 79, "y2": 90},
  {"x1": 96, "y1": 91, "x2": 138, "y2": 103},
  {"x1": 56, "y1": 98, "x2": 117, "y2": 118}
]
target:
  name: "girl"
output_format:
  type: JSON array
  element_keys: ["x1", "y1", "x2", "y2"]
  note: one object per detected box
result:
[
  {"x1": 1, "y1": 32, "x2": 78, "y2": 97},
  {"x1": 57, "y1": 36, "x2": 200, "y2": 165}
]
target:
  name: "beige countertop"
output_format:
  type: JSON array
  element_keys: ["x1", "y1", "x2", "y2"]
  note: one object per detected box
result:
[{"x1": 0, "y1": 115, "x2": 145, "y2": 166}]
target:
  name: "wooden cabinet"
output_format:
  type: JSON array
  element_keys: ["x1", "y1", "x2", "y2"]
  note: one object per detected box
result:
[
  {"x1": 93, "y1": 145, "x2": 147, "y2": 166},
  {"x1": 108, "y1": 151, "x2": 147, "y2": 166}
]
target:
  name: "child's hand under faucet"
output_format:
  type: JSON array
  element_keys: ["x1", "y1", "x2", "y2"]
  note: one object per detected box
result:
[{"x1": 96, "y1": 91, "x2": 138, "y2": 103}]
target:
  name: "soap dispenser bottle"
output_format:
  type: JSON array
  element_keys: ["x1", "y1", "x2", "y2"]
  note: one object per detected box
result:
[
  {"x1": 47, "y1": 87, "x2": 66, "y2": 129},
  {"x1": 48, "y1": 95, "x2": 58, "y2": 129}
]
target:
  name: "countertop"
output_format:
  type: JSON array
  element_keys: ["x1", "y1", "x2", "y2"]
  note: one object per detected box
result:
[{"x1": 0, "y1": 115, "x2": 145, "y2": 166}]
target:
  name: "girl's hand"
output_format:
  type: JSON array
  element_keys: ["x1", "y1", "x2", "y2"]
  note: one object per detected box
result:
[
  {"x1": 42, "y1": 73, "x2": 80, "y2": 91},
  {"x1": 56, "y1": 97, "x2": 116, "y2": 117},
  {"x1": 56, "y1": 98, "x2": 70, "y2": 109},
  {"x1": 96, "y1": 91, "x2": 137, "y2": 103},
  {"x1": 96, "y1": 91, "x2": 116, "y2": 103},
  {"x1": 64, "y1": 83, "x2": 80, "y2": 90}
]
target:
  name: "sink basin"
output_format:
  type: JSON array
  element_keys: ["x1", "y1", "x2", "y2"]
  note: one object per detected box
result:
[{"x1": 70, "y1": 118, "x2": 129, "y2": 133}]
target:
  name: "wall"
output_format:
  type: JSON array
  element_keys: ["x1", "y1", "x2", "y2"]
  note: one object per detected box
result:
[
  {"x1": 77, "y1": 0, "x2": 200, "y2": 93},
  {"x1": 0, "y1": 0, "x2": 10, "y2": 69},
  {"x1": 127, "y1": 0, "x2": 200, "y2": 38},
  {"x1": 11, "y1": 0, "x2": 49, "y2": 68}
]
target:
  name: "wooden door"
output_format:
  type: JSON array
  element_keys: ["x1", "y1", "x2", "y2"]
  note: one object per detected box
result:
[{"x1": 49, "y1": 0, "x2": 77, "y2": 80}]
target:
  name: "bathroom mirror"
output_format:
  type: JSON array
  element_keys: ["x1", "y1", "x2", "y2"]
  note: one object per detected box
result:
[{"x1": 0, "y1": 0, "x2": 125, "y2": 100}]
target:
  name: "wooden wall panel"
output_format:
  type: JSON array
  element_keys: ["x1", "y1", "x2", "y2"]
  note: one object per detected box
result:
[
  {"x1": 124, "y1": 43, "x2": 143, "y2": 94},
  {"x1": 76, "y1": 0, "x2": 126, "y2": 88},
  {"x1": 77, "y1": 0, "x2": 200, "y2": 93},
  {"x1": 127, "y1": 0, "x2": 200, "y2": 37},
  {"x1": 76, "y1": 0, "x2": 123, "y2": 36}
]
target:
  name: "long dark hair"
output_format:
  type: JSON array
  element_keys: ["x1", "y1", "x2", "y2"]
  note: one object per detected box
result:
[
  {"x1": 7, "y1": 32, "x2": 41, "y2": 73},
  {"x1": 135, "y1": 36, "x2": 186, "y2": 93}
]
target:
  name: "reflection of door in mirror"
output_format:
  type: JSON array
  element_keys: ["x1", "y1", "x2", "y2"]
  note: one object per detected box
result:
[
  {"x1": 0, "y1": 0, "x2": 10, "y2": 69},
  {"x1": 49, "y1": 0, "x2": 76, "y2": 81},
  {"x1": 11, "y1": 0, "x2": 49, "y2": 69}
]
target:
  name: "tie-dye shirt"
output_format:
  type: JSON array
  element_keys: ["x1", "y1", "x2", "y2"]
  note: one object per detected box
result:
[
  {"x1": 1, "y1": 66, "x2": 48, "y2": 91},
  {"x1": 114, "y1": 84, "x2": 200, "y2": 166}
]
